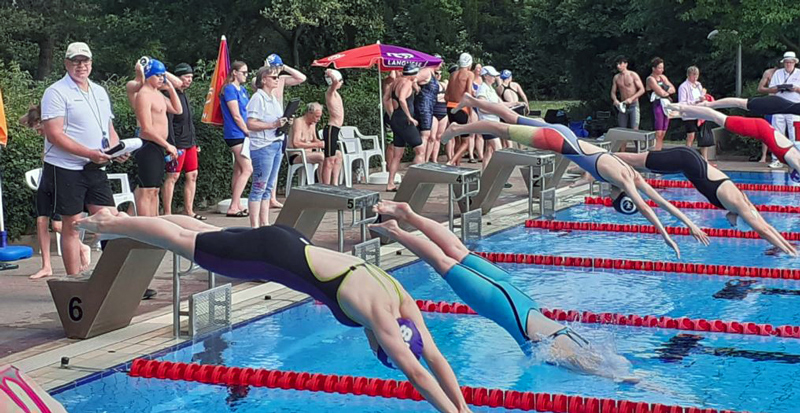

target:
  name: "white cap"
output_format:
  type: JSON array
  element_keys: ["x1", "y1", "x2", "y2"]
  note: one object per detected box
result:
[
  {"x1": 325, "y1": 69, "x2": 343, "y2": 85},
  {"x1": 480, "y1": 66, "x2": 500, "y2": 77},
  {"x1": 782, "y1": 51, "x2": 798, "y2": 63},
  {"x1": 458, "y1": 53, "x2": 473, "y2": 68},
  {"x1": 65, "y1": 42, "x2": 92, "y2": 59}
]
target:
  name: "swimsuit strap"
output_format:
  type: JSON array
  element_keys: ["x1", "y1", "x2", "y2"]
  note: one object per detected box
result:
[{"x1": 549, "y1": 327, "x2": 590, "y2": 348}]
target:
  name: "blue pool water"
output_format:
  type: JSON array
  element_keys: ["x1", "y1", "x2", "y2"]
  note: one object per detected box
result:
[{"x1": 53, "y1": 172, "x2": 800, "y2": 412}]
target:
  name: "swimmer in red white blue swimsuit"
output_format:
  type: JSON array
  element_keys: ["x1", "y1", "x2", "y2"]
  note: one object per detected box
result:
[
  {"x1": 615, "y1": 147, "x2": 797, "y2": 256},
  {"x1": 665, "y1": 103, "x2": 800, "y2": 182},
  {"x1": 369, "y1": 200, "x2": 639, "y2": 383},
  {"x1": 442, "y1": 94, "x2": 711, "y2": 259},
  {"x1": 76, "y1": 210, "x2": 470, "y2": 413}
]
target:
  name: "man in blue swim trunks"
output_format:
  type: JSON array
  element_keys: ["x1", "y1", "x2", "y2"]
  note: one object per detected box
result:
[{"x1": 370, "y1": 200, "x2": 639, "y2": 382}]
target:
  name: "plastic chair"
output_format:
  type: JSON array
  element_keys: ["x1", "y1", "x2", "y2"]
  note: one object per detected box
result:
[
  {"x1": 107, "y1": 173, "x2": 138, "y2": 215},
  {"x1": 340, "y1": 126, "x2": 383, "y2": 182},
  {"x1": 338, "y1": 137, "x2": 366, "y2": 187},
  {"x1": 24, "y1": 168, "x2": 63, "y2": 255},
  {"x1": 284, "y1": 148, "x2": 319, "y2": 196}
]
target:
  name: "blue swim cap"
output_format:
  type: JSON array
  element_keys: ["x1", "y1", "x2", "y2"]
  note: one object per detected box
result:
[
  {"x1": 376, "y1": 318, "x2": 424, "y2": 369},
  {"x1": 144, "y1": 59, "x2": 166, "y2": 79},
  {"x1": 500, "y1": 69, "x2": 512, "y2": 80},
  {"x1": 791, "y1": 169, "x2": 800, "y2": 183},
  {"x1": 266, "y1": 53, "x2": 283, "y2": 68},
  {"x1": 612, "y1": 191, "x2": 638, "y2": 215}
]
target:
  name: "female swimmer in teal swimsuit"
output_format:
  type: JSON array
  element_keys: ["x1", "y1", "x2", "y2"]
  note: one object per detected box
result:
[{"x1": 370, "y1": 200, "x2": 639, "y2": 382}]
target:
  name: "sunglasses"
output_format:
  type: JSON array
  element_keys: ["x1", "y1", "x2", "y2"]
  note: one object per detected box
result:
[
  {"x1": 435, "y1": 71, "x2": 442, "y2": 75},
  {"x1": 266, "y1": 75, "x2": 280, "y2": 79},
  {"x1": 69, "y1": 58, "x2": 92, "y2": 67}
]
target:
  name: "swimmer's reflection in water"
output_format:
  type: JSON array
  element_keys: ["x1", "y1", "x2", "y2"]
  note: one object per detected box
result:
[{"x1": 191, "y1": 335, "x2": 249, "y2": 406}]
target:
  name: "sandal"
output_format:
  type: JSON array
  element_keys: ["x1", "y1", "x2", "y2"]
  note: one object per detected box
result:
[
  {"x1": 193, "y1": 214, "x2": 208, "y2": 221},
  {"x1": 226, "y1": 210, "x2": 248, "y2": 217}
]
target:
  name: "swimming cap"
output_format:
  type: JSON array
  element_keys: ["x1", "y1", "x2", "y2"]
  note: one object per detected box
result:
[
  {"x1": 174, "y1": 63, "x2": 193, "y2": 76},
  {"x1": 500, "y1": 69, "x2": 512, "y2": 80},
  {"x1": 612, "y1": 191, "x2": 638, "y2": 215},
  {"x1": 265, "y1": 53, "x2": 283, "y2": 68},
  {"x1": 402, "y1": 63, "x2": 420, "y2": 76},
  {"x1": 791, "y1": 169, "x2": 800, "y2": 183},
  {"x1": 325, "y1": 69, "x2": 343, "y2": 86},
  {"x1": 144, "y1": 59, "x2": 166, "y2": 79},
  {"x1": 376, "y1": 318, "x2": 424, "y2": 369},
  {"x1": 458, "y1": 53, "x2": 473, "y2": 68},
  {"x1": 448, "y1": 64, "x2": 459, "y2": 74}
]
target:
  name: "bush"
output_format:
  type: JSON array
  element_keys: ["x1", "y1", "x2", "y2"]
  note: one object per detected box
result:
[{"x1": 0, "y1": 63, "x2": 389, "y2": 240}]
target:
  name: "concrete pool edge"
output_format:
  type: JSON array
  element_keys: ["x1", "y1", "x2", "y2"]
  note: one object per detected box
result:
[{"x1": 7, "y1": 184, "x2": 587, "y2": 392}]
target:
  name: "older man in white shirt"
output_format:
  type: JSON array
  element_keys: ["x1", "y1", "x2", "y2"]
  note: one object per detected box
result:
[{"x1": 767, "y1": 51, "x2": 800, "y2": 168}]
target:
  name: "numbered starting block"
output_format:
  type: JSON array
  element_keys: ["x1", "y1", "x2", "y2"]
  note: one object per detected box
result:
[{"x1": 48, "y1": 239, "x2": 166, "y2": 339}]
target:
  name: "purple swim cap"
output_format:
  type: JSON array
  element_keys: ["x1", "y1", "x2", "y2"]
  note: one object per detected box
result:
[
  {"x1": 376, "y1": 318, "x2": 424, "y2": 369},
  {"x1": 791, "y1": 169, "x2": 800, "y2": 183}
]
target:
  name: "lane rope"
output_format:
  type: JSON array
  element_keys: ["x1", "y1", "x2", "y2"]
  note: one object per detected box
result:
[
  {"x1": 524, "y1": 219, "x2": 800, "y2": 241},
  {"x1": 646, "y1": 178, "x2": 800, "y2": 193},
  {"x1": 472, "y1": 251, "x2": 800, "y2": 280},
  {"x1": 585, "y1": 196, "x2": 800, "y2": 214},
  {"x1": 414, "y1": 299, "x2": 800, "y2": 339},
  {"x1": 128, "y1": 358, "x2": 746, "y2": 413}
]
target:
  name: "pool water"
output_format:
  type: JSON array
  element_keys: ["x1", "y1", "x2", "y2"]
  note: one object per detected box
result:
[{"x1": 52, "y1": 172, "x2": 800, "y2": 412}]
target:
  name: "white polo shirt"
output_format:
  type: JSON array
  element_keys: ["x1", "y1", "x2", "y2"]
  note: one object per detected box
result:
[
  {"x1": 41, "y1": 74, "x2": 115, "y2": 170},
  {"x1": 769, "y1": 68, "x2": 800, "y2": 103}
]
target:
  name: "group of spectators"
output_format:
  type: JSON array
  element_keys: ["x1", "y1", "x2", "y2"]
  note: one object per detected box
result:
[
  {"x1": 382, "y1": 52, "x2": 529, "y2": 191},
  {"x1": 610, "y1": 52, "x2": 800, "y2": 165}
]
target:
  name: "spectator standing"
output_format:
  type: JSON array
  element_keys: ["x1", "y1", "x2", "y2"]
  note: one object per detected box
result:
[
  {"x1": 678, "y1": 66, "x2": 708, "y2": 158},
  {"x1": 220, "y1": 61, "x2": 252, "y2": 217},
  {"x1": 40, "y1": 42, "x2": 127, "y2": 276},
  {"x1": 162, "y1": 63, "x2": 204, "y2": 219},
  {"x1": 430, "y1": 67, "x2": 449, "y2": 163},
  {"x1": 322, "y1": 69, "x2": 344, "y2": 185},
  {"x1": 245, "y1": 66, "x2": 290, "y2": 227},
  {"x1": 767, "y1": 52, "x2": 800, "y2": 169},
  {"x1": 610, "y1": 56, "x2": 644, "y2": 131},
  {"x1": 646, "y1": 57, "x2": 676, "y2": 150}
]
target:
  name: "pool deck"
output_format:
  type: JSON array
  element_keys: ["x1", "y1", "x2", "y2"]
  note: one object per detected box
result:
[{"x1": 0, "y1": 152, "x2": 784, "y2": 391}]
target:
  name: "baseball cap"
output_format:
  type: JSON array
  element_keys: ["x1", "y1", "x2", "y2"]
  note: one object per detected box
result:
[
  {"x1": 481, "y1": 66, "x2": 500, "y2": 77},
  {"x1": 65, "y1": 42, "x2": 92, "y2": 60}
]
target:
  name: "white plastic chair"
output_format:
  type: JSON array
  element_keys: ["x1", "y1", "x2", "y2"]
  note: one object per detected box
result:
[
  {"x1": 107, "y1": 173, "x2": 137, "y2": 215},
  {"x1": 284, "y1": 148, "x2": 319, "y2": 196},
  {"x1": 24, "y1": 168, "x2": 63, "y2": 255},
  {"x1": 338, "y1": 137, "x2": 366, "y2": 188},
  {"x1": 341, "y1": 126, "x2": 383, "y2": 182}
]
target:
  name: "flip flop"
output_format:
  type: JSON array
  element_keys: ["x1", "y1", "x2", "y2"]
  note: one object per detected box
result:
[
  {"x1": 386, "y1": 188, "x2": 398, "y2": 193},
  {"x1": 193, "y1": 214, "x2": 208, "y2": 221},
  {"x1": 226, "y1": 210, "x2": 248, "y2": 217}
]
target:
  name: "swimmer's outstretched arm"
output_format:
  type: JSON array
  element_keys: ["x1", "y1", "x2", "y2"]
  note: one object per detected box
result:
[
  {"x1": 731, "y1": 193, "x2": 798, "y2": 256},
  {"x1": 633, "y1": 176, "x2": 710, "y2": 246}
]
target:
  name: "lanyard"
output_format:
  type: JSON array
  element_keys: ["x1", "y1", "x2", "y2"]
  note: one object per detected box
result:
[{"x1": 79, "y1": 85, "x2": 109, "y2": 148}]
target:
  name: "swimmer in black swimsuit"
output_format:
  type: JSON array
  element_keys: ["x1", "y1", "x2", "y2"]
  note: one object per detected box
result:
[
  {"x1": 387, "y1": 64, "x2": 426, "y2": 191},
  {"x1": 615, "y1": 147, "x2": 798, "y2": 256},
  {"x1": 698, "y1": 95, "x2": 800, "y2": 116},
  {"x1": 77, "y1": 210, "x2": 471, "y2": 413}
]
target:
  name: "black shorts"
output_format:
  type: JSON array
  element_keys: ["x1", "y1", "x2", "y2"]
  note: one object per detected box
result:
[
  {"x1": 36, "y1": 168, "x2": 57, "y2": 218},
  {"x1": 390, "y1": 112, "x2": 423, "y2": 148},
  {"x1": 482, "y1": 134, "x2": 498, "y2": 140},
  {"x1": 447, "y1": 108, "x2": 470, "y2": 125},
  {"x1": 225, "y1": 138, "x2": 246, "y2": 148},
  {"x1": 323, "y1": 125, "x2": 341, "y2": 157},
  {"x1": 683, "y1": 119, "x2": 699, "y2": 134},
  {"x1": 135, "y1": 141, "x2": 166, "y2": 188},
  {"x1": 44, "y1": 162, "x2": 114, "y2": 217}
]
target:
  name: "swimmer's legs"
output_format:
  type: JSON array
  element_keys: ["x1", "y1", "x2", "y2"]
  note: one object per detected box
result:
[
  {"x1": 441, "y1": 121, "x2": 511, "y2": 145},
  {"x1": 374, "y1": 200, "x2": 470, "y2": 262},
  {"x1": 77, "y1": 209, "x2": 198, "y2": 260},
  {"x1": 699, "y1": 97, "x2": 748, "y2": 110},
  {"x1": 369, "y1": 219, "x2": 459, "y2": 275},
  {"x1": 156, "y1": 214, "x2": 222, "y2": 232},
  {"x1": 454, "y1": 93, "x2": 521, "y2": 124},
  {"x1": 667, "y1": 103, "x2": 728, "y2": 126}
]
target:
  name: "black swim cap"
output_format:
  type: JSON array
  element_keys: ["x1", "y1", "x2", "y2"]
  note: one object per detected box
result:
[
  {"x1": 402, "y1": 63, "x2": 420, "y2": 76},
  {"x1": 612, "y1": 191, "x2": 638, "y2": 215}
]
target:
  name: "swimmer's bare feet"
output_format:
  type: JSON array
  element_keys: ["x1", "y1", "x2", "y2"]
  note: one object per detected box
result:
[
  {"x1": 29, "y1": 266, "x2": 53, "y2": 279},
  {"x1": 440, "y1": 123, "x2": 465, "y2": 145},
  {"x1": 76, "y1": 208, "x2": 116, "y2": 233},
  {"x1": 79, "y1": 243, "x2": 92, "y2": 272},
  {"x1": 368, "y1": 219, "x2": 400, "y2": 239},
  {"x1": 452, "y1": 92, "x2": 477, "y2": 114},
  {"x1": 570, "y1": 172, "x2": 594, "y2": 188},
  {"x1": 663, "y1": 102, "x2": 682, "y2": 119},
  {"x1": 373, "y1": 200, "x2": 411, "y2": 221},
  {"x1": 726, "y1": 211, "x2": 739, "y2": 227},
  {"x1": 269, "y1": 200, "x2": 283, "y2": 209}
]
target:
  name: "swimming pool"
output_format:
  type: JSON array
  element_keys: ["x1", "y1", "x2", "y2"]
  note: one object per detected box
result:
[{"x1": 52, "y1": 171, "x2": 800, "y2": 412}]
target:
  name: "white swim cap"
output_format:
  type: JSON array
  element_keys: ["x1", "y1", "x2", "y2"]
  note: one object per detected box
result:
[
  {"x1": 325, "y1": 69, "x2": 343, "y2": 85},
  {"x1": 458, "y1": 53, "x2": 473, "y2": 68}
]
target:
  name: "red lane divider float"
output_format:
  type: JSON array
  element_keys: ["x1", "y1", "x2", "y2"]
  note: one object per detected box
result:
[
  {"x1": 524, "y1": 219, "x2": 800, "y2": 241},
  {"x1": 128, "y1": 358, "x2": 749, "y2": 413},
  {"x1": 415, "y1": 299, "x2": 800, "y2": 339},
  {"x1": 647, "y1": 178, "x2": 800, "y2": 193},
  {"x1": 586, "y1": 196, "x2": 800, "y2": 214},
  {"x1": 472, "y1": 251, "x2": 800, "y2": 280}
]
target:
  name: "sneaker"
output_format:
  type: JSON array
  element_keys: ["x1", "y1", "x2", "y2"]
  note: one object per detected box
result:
[
  {"x1": 617, "y1": 101, "x2": 627, "y2": 114},
  {"x1": 769, "y1": 160, "x2": 783, "y2": 169}
]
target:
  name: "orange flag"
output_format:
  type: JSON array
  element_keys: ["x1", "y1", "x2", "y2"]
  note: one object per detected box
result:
[
  {"x1": 201, "y1": 35, "x2": 230, "y2": 126},
  {"x1": 0, "y1": 87, "x2": 7, "y2": 146}
]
